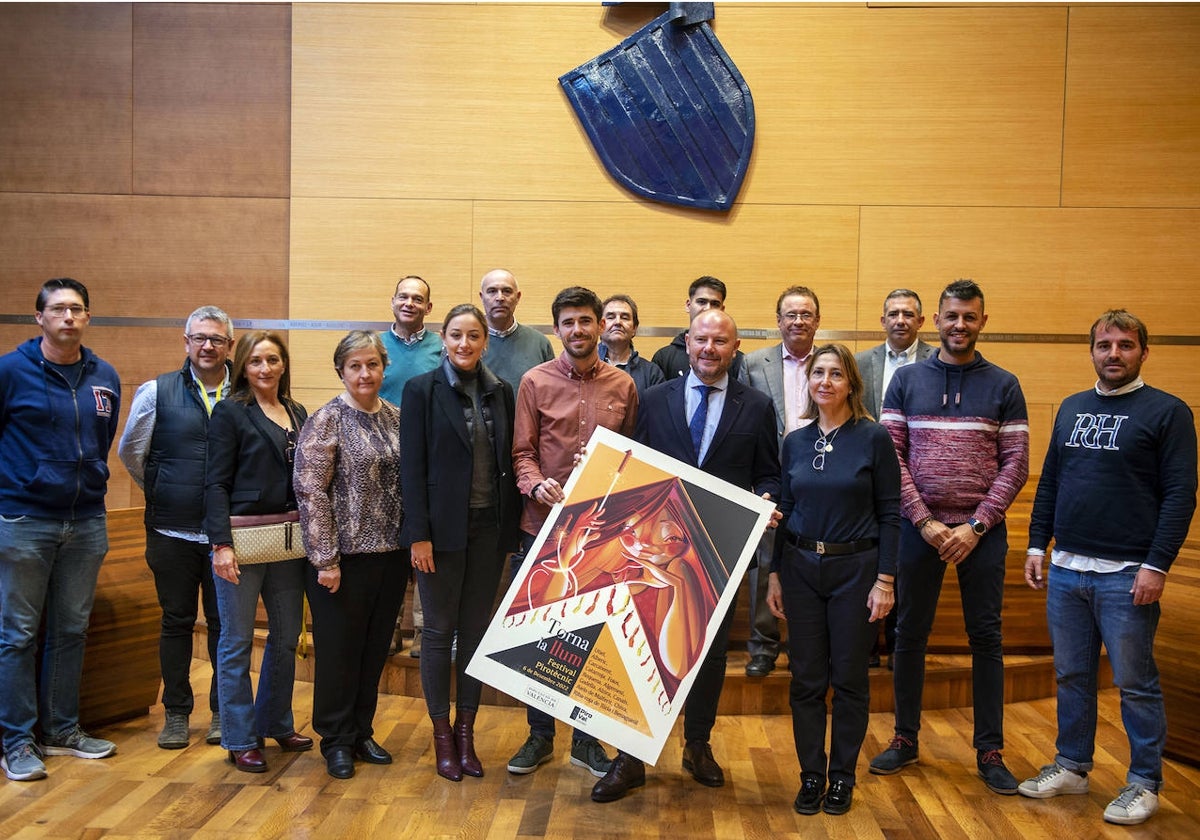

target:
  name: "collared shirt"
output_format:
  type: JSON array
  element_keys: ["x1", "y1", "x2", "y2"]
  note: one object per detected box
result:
[
  {"x1": 513, "y1": 352, "x2": 638, "y2": 534},
  {"x1": 1095, "y1": 376, "x2": 1145, "y2": 397},
  {"x1": 881, "y1": 339, "x2": 922, "y2": 404},
  {"x1": 488, "y1": 319, "x2": 521, "y2": 339},
  {"x1": 391, "y1": 324, "x2": 429, "y2": 346},
  {"x1": 685, "y1": 370, "x2": 728, "y2": 463},
  {"x1": 781, "y1": 345, "x2": 813, "y2": 432}
]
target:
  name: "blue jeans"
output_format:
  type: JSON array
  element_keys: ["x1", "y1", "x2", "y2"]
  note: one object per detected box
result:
[
  {"x1": 1047, "y1": 565, "x2": 1164, "y2": 792},
  {"x1": 0, "y1": 514, "x2": 108, "y2": 752},
  {"x1": 213, "y1": 557, "x2": 305, "y2": 751},
  {"x1": 892, "y1": 520, "x2": 1007, "y2": 751}
]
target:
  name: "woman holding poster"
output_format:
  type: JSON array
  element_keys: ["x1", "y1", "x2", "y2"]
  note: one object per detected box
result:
[
  {"x1": 400, "y1": 304, "x2": 521, "y2": 781},
  {"x1": 767, "y1": 343, "x2": 900, "y2": 817}
]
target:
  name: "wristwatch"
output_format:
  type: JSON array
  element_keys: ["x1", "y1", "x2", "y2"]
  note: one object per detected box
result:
[{"x1": 968, "y1": 517, "x2": 987, "y2": 536}]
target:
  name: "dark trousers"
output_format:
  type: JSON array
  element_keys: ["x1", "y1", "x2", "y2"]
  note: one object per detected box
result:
[
  {"x1": 306, "y1": 550, "x2": 407, "y2": 755},
  {"x1": 145, "y1": 529, "x2": 220, "y2": 716},
  {"x1": 892, "y1": 520, "x2": 1007, "y2": 751},
  {"x1": 683, "y1": 587, "x2": 738, "y2": 744},
  {"x1": 778, "y1": 540, "x2": 877, "y2": 785},
  {"x1": 416, "y1": 507, "x2": 506, "y2": 720},
  {"x1": 746, "y1": 530, "x2": 781, "y2": 659}
]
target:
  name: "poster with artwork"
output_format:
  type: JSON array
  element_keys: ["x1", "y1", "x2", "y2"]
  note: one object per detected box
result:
[{"x1": 466, "y1": 426, "x2": 775, "y2": 764}]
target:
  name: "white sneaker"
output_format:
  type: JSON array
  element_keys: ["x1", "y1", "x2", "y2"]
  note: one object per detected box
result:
[
  {"x1": 1104, "y1": 784, "x2": 1159, "y2": 825},
  {"x1": 1018, "y1": 763, "x2": 1089, "y2": 799}
]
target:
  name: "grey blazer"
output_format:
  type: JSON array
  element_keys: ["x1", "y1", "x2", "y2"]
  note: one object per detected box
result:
[
  {"x1": 743, "y1": 343, "x2": 788, "y2": 448},
  {"x1": 855, "y1": 340, "x2": 937, "y2": 421}
]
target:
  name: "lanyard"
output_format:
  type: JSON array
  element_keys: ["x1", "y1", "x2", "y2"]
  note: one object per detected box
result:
[{"x1": 194, "y1": 374, "x2": 225, "y2": 416}]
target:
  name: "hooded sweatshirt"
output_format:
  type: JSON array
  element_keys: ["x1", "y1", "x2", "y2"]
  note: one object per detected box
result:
[
  {"x1": 880, "y1": 351, "x2": 1029, "y2": 528},
  {"x1": 0, "y1": 337, "x2": 121, "y2": 519}
]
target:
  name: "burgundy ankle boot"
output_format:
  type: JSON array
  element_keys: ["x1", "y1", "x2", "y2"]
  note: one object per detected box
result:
[
  {"x1": 432, "y1": 718, "x2": 461, "y2": 781},
  {"x1": 454, "y1": 709, "x2": 483, "y2": 777}
]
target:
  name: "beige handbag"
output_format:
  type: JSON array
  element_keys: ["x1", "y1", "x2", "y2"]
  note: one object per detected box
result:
[{"x1": 229, "y1": 512, "x2": 306, "y2": 565}]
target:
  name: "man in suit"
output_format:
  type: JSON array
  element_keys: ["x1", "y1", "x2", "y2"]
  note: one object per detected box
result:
[
  {"x1": 855, "y1": 289, "x2": 936, "y2": 668},
  {"x1": 741, "y1": 285, "x2": 821, "y2": 677},
  {"x1": 592, "y1": 308, "x2": 781, "y2": 802},
  {"x1": 855, "y1": 289, "x2": 934, "y2": 422}
]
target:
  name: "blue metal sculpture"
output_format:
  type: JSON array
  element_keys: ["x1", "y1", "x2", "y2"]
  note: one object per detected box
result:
[{"x1": 559, "y1": 3, "x2": 755, "y2": 212}]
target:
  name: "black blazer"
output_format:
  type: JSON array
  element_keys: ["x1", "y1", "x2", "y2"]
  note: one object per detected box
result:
[
  {"x1": 399, "y1": 362, "x2": 521, "y2": 554},
  {"x1": 204, "y1": 396, "x2": 308, "y2": 546},
  {"x1": 636, "y1": 376, "x2": 780, "y2": 501}
]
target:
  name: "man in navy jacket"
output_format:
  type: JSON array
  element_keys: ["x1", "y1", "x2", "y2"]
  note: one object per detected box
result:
[
  {"x1": 592, "y1": 309, "x2": 780, "y2": 802},
  {"x1": 0, "y1": 278, "x2": 121, "y2": 782}
]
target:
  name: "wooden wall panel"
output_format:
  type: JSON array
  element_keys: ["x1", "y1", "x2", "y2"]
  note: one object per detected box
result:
[
  {"x1": 859, "y1": 207, "x2": 1200, "y2": 339},
  {"x1": 292, "y1": 4, "x2": 1067, "y2": 208},
  {"x1": 0, "y1": 194, "x2": 288, "y2": 325},
  {"x1": 0, "y1": 3, "x2": 132, "y2": 194},
  {"x1": 721, "y1": 5, "x2": 1067, "y2": 206},
  {"x1": 1063, "y1": 5, "x2": 1200, "y2": 208},
  {"x1": 132, "y1": 3, "x2": 291, "y2": 198},
  {"x1": 470, "y1": 202, "x2": 861, "y2": 336},
  {"x1": 289, "y1": 198, "x2": 475, "y2": 325}
]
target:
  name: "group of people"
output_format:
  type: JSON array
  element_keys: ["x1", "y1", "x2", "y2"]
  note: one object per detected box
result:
[{"x1": 0, "y1": 273, "x2": 1192, "y2": 829}]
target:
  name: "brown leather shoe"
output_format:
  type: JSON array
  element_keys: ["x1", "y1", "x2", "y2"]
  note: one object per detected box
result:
[
  {"x1": 272, "y1": 732, "x2": 314, "y2": 752},
  {"x1": 682, "y1": 741, "x2": 725, "y2": 787},
  {"x1": 228, "y1": 748, "x2": 268, "y2": 773},
  {"x1": 591, "y1": 752, "x2": 646, "y2": 802}
]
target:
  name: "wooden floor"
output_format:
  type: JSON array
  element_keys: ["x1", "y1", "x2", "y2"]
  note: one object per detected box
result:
[{"x1": 2, "y1": 660, "x2": 1198, "y2": 839}]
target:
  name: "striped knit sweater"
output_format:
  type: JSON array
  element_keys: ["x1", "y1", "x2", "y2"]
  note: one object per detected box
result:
[{"x1": 880, "y1": 352, "x2": 1029, "y2": 528}]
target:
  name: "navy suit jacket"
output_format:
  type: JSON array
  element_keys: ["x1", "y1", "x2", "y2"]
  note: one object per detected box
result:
[
  {"x1": 204, "y1": 396, "x2": 308, "y2": 546},
  {"x1": 636, "y1": 376, "x2": 780, "y2": 502},
  {"x1": 398, "y1": 362, "x2": 521, "y2": 554}
]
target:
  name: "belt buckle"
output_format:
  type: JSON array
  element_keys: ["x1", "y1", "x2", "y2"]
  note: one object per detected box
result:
[{"x1": 815, "y1": 540, "x2": 825, "y2": 555}]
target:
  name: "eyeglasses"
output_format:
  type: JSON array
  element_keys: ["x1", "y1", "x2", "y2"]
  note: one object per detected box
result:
[
  {"x1": 780, "y1": 312, "x2": 816, "y2": 324},
  {"x1": 285, "y1": 429, "x2": 297, "y2": 465},
  {"x1": 187, "y1": 334, "x2": 231, "y2": 348},
  {"x1": 43, "y1": 304, "x2": 87, "y2": 318}
]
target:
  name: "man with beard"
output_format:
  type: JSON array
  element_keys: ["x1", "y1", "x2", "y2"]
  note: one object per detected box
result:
[
  {"x1": 1018, "y1": 310, "x2": 1195, "y2": 826},
  {"x1": 507, "y1": 286, "x2": 637, "y2": 779},
  {"x1": 869, "y1": 279, "x2": 1029, "y2": 796}
]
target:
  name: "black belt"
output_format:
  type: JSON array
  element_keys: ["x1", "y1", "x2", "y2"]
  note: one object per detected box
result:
[{"x1": 787, "y1": 534, "x2": 877, "y2": 556}]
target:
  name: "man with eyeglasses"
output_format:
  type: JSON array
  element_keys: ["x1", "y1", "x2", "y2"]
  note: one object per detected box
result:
[
  {"x1": 119, "y1": 306, "x2": 235, "y2": 751},
  {"x1": 740, "y1": 286, "x2": 822, "y2": 678},
  {"x1": 856, "y1": 289, "x2": 935, "y2": 669},
  {"x1": 0, "y1": 278, "x2": 121, "y2": 782}
]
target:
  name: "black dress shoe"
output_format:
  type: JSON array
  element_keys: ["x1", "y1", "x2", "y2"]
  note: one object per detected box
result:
[
  {"x1": 355, "y1": 737, "x2": 392, "y2": 765},
  {"x1": 793, "y1": 774, "x2": 824, "y2": 815},
  {"x1": 591, "y1": 752, "x2": 646, "y2": 802},
  {"x1": 228, "y1": 748, "x2": 268, "y2": 773},
  {"x1": 273, "y1": 732, "x2": 314, "y2": 752},
  {"x1": 326, "y1": 746, "x2": 355, "y2": 779},
  {"x1": 745, "y1": 654, "x2": 775, "y2": 677},
  {"x1": 823, "y1": 779, "x2": 853, "y2": 815},
  {"x1": 682, "y1": 741, "x2": 725, "y2": 787}
]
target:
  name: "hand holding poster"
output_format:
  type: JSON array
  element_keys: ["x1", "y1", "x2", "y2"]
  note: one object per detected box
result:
[{"x1": 467, "y1": 426, "x2": 775, "y2": 764}]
